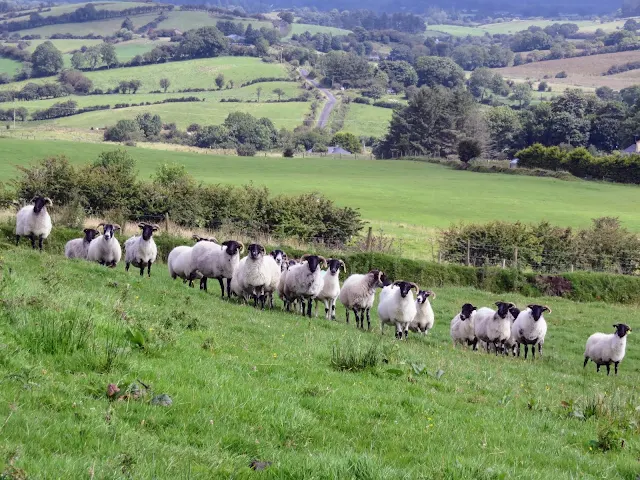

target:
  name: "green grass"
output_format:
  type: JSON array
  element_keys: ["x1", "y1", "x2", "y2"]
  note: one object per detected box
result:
[
  {"x1": 0, "y1": 57, "x2": 20, "y2": 76},
  {"x1": 113, "y1": 38, "x2": 170, "y2": 61},
  {"x1": 13, "y1": 13, "x2": 160, "y2": 37},
  {"x1": 4, "y1": 138, "x2": 640, "y2": 260},
  {"x1": 287, "y1": 23, "x2": 352, "y2": 37},
  {"x1": 2, "y1": 2, "x2": 161, "y2": 21},
  {"x1": 0, "y1": 242, "x2": 638, "y2": 477},
  {"x1": 341, "y1": 103, "x2": 393, "y2": 138},
  {"x1": 0, "y1": 57, "x2": 289, "y2": 93},
  {"x1": 49, "y1": 100, "x2": 309, "y2": 130},
  {"x1": 159, "y1": 10, "x2": 273, "y2": 31},
  {"x1": 18, "y1": 39, "x2": 103, "y2": 53},
  {"x1": 427, "y1": 19, "x2": 635, "y2": 37},
  {"x1": 426, "y1": 24, "x2": 488, "y2": 37}
]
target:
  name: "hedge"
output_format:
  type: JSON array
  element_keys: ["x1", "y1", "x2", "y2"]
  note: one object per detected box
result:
[{"x1": 3, "y1": 224, "x2": 640, "y2": 305}]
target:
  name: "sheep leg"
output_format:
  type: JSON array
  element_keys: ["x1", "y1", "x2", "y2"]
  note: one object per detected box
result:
[
  {"x1": 366, "y1": 308, "x2": 371, "y2": 331},
  {"x1": 537, "y1": 343, "x2": 542, "y2": 358},
  {"x1": 217, "y1": 278, "x2": 225, "y2": 297},
  {"x1": 597, "y1": 364, "x2": 601, "y2": 373},
  {"x1": 583, "y1": 356, "x2": 589, "y2": 368},
  {"x1": 38, "y1": 235, "x2": 44, "y2": 251},
  {"x1": 331, "y1": 302, "x2": 336, "y2": 320},
  {"x1": 524, "y1": 344, "x2": 529, "y2": 359},
  {"x1": 614, "y1": 362, "x2": 619, "y2": 375},
  {"x1": 306, "y1": 299, "x2": 312, "y2": 318},
  {"x1": 269, "y1": 292, "x2": 274, "y2": 309},
  {"x1": 226, "y1": 279, "x2": 231, "y2": 299},
  {"x1": 29, "y1": 234, "x2": 36, "y2": 249},
  {"x1": 126, "y1": 262, "x2": 130, "y2": 272},
  {"x1": 352, "y1": 308, "x2": 360, "y2": 328},
  {"x1": 404, "y1": 327, "x2": 408, "y2": 340},
  {"x1": 472, "y1": 338, "x2": 478, "y2": 351},
  {"x1": 139, "y1": 264, "x2": 145, "y2": 276},
  {"x1": 606, "y1": 363, "x2": 611, "y2": 376},
  {"x1": 200, "y1": 277, "x2": 208, "y2": 291},
  {"x1": 15, "y1": 234, "x2": 20, "y2": 246},
  {"x1": 345, "y1": 309, "x2": 349, "y2": 324}
]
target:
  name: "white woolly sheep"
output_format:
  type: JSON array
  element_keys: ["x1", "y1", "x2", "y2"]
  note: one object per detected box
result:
[
  {"x1": 503, "y1": 306, "x2": 521, "y2": 356},
  {"x1": 450, "y1": 303, "x2": 478, "y2": 348},
  {"x1": 378, "y1": 281, "x2": 420, "y2": 339},
  {"x1": 236, "y1": 243, "x2": 280, "y2": 309},
  {"x1": 167, "y1": 235, "x2": 216, "y2": 287},
  {"x1": 283, "y1": 254, "x2": 327, "y2": 317},
  {"x1": 124, "y1": 223, "x2": 159, "y2": 277},
  {"x1": 271, "y1": 249, "x2": 288, "y2": 271},
  {"x1": 192, "y1": 239, "x2": 244, "y2": 297},
  {"x1": 313, "y1": 258, "x2": 345, "y2": 320},
  {"x1": 87, "y1": 223, "x2": 122, "y2": 267},
  {"x1": 409, "y1": 290, "x2": 436, "y2": 335},
  {"x1": 474, "y1": 302, "x2": 516, "y2": 356},
  {"x1": 512, "y1": 304, "x2": 551, "y2": 359},
  {"x1": 64, "y1": 228, "x2": 100, "y2": 260},
  {"x1": 15, "y1": 196, "x2": 53, "y2": 251},
  {"x1": 277, "y1": 259, "x2": 299, "y2": 311},
  {"x1": 584, "y1": 323, "x2": 631, "y2": 375},
  {"x1": 339, "y1": 270, "x2": 386, "y2": 330}
]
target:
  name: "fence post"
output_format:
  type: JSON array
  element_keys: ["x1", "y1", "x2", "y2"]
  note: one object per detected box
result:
[
  {"x1": 165, "y1": 213, "x2": 170, "y2": 234},
  {"x1": 466, "y1": 239, "x2": 471, "y2": 267},
  {"x1": 514, "y1": 247, "x2": 518, "y2": 270},
  {"x1": 570, "y1": 264, "x2": 574, "y2": 272},
  {"x1": 365, "y1": 227, "x2": 373, "y2": 252},
  {"x1": 438, "y1": 251, "x2": 442, "y2": 264},
  {"x1": 502, "y1": 259, "x2": 506, "y2": 269}
]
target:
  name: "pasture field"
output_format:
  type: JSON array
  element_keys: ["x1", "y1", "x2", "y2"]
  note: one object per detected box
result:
[
  {"x1": 0, "y1": 240, "x2": 637, "y2": 477},
  {"x1": 428, "y1": 19, "x2": 634, "y2": 37},
  {"x1": 0, "y1": 57, "x2": 290, "y2": 93},
  {"x1": 12, "y1": 13, "x2": 161, "y2": 37},
  {"x1": 495, "y1": 50, "x2": 640, "y2": 90},
  {"x1": 287, "y1": 23, "x2": 352, "y2": 37},
  {"x1": 425, "y1": 24, "x2": 488, "y2": 37},
  {"x1": 16, "y1": 38, "x2": 103, "y2": 53},
  {"x1": 159, "y1": 10, "x2": 274, "y2": 31},
  {"x1": 341, "y1": 103, "x2": 394, "y2": 138},
  {"x1": 0, "y1": 57, "x2": 20, "y2": 76},
  {"x1": 1, "y1": 2, "x2": 162, "y2": 21},
  {"x1": 3, "y1": 138, "x2": 640, "y2": 259},
  {"x1": 113, "y1": 38, "x2": 170, "y2": 61}
]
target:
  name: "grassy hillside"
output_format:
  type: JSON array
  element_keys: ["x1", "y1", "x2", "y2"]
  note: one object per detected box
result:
[
  {"x1": 287, "y1": 23, "x2": 352, "y2": 37},
  {"x1": 1, "y1": 2, "x2": 161, "y2": 21},
  {"x1": 159, "y1": 10, "x2": 273, "y2": 31},
  {"x1": 341, "y1": 104, "x2": 394, "y2": 138},
  {"x1": 3, "y1": 138, "x2": 640, "y2": 259},
  {"x1": 18, "y1": 38, "x2": 103, "y2": 53},
  {"x1": 50, "y1": 100, "x2": 310, "y2": 130},
  {"x1": 0, "y1": 240, "x2": 637, "y2": 477},
  {"x1": 0, "y1": 57, "x2": 21, "y2": 76},
  {"x1": 12, "y1": 13, "x2": 161, "y2": 37},
  {"x1": 426, "y1": 25, "x2": 488, "y2": 37},
  {"x1": 0, "y1": 57, "x2": 290, "y2": 93}
]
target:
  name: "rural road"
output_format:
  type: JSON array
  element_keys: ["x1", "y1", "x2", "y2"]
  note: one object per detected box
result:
[{"x1": 300, "y1": 68, "x2": 336, "y2": 128}]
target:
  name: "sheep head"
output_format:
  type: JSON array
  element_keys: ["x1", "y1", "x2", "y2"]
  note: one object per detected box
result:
[
  {"x1": 613, "y1": 323, "x2": 632, "y2": 338},
  {"x1": 367, "y1": 270, "x2": 386, "y2": 288},
  {"x1": 83, "y1": 228, "x2": 100, "y2": 243},
  {"x1": 393, "y1": 281, "x2": 419, "y2": 298},
  {"x1": 460, "y1": 303, "x2": 477, "y2": 321},
  {"x1": 270, "y1": 249, "x2": 287, "y2": 266},
  {"x1": 300, "y1": 254, "x2": 326, "y2": 273},
  {"x1": 222, "y1": 240, "x2": 243, "y2": 256},
  {"x1": 527, "y1": 304, "x2": 551, "y2": 321},
  {"x1": 327, "y1": 258, "x2": 345, "y2": 275},
  {"x1": 417, "y1": 290, "x2": 435, "y2": 304},
  {"x1": 138, "y1": 223, "x2": 159, "y2": 241},
  {"x1": 495, "y1": 301, "x2": 515, "y2": 319},
  {"x1": 31, "y1": 195, "x2": 52, "y2": 213},
  {"x1": 508, "y1": 305, "x2": 521, "y2": 321},
  {"x1": 248, "y1": 243, "x2": 265, "y2": 260},
  {"x1": 98, "y1": 223, "x2": 120, "y2": 240}
]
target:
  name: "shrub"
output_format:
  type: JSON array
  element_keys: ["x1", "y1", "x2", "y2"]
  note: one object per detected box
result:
[
  {"x1": 555, "y1": 71, "x2": 568, "y2": 78},
  {"x1": 332, "y1": 132, "x2": 361, "y2": 154},
  {"x1": 236, "y1": 144, "x2": 257, "y2": 156},
  {"x1": 104, "y1": 119, "x2": 144, "y2": 143},
  {"x1": 457, "y1": 139, "x2": 482, "y2": 163},
  {"x1": 353, "y1": 96, "x2": 371, "y2": 104},
  {"x1": 283, "y1": 147, "x2": 294, "y2": 157},
  {"x1": 331, "y1": 340, "x2": 380, "y2": 372},
  {"x1": 537, "y1": 81, "x2": 548, "y2": 91}
]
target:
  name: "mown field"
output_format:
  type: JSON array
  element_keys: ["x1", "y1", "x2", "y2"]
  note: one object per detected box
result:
[
  {"x1": 0, "y1": 57, "x2": 20, "y2": 76},
  {"x1": 340, "y1": 103, "x2": 394, "y2": 139},
  {"x1": 0, "y1": 235, "x2": 638, "y2": 477},
  {"x1": 3, "y1": 138, "x2": 640, "y2": 259},
  {"x1": 0, "y1": 1, "x2": 160, "y2": 22},
  {"x1": 12, "y1": 13, "x2": 161, "y2": 37},
  {"x1": 0, "y1": 57, "x2": 290, "y2": 93},
  {"x1": 287, "y1": 23, "x2": 352, "y2": 37},
  {"x1": 159, "y1": 10, "x2": 274, "y2": 32}
]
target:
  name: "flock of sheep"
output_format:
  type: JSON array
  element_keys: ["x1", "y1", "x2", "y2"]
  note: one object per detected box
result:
[{"x1": 14, "y1": 196, "x2": 633, "y2": 376}]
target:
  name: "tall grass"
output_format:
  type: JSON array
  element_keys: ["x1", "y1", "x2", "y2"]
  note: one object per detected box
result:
[{"x1": 19, "y1": 307, "x2": 94, "y2": 355}]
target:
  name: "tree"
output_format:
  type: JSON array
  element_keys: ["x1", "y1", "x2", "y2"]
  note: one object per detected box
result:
[
  {"x1": 118, "y1": 80, "x2": 129, "y2": 94},
  {"x1": 486, "y1": 106, "x2": 522, "y2": 155},
  {"x1": 272, "y1": 88, "x2": 285, "y2": 101},
  {"x1": 332, "y1": 132, "x2": 361, "y2": 154},
  {"x1": 458, "y1": 139, "x2": 482, "y2": 163},
  {"x1": 129, "y1": 79, "x2": 142, "y2": 93},
  {"x1": 215, "y1": 74, "x2": 225, "y2": 89},
  {"x1": 378, "y1": 60, "x2": 417, "y2": 87},
  {"x1": 136, "y1": 112, "x2": 162, "y2": 138},
  {"x1": 85, "y1": 46, "x2": 101, "y2": 70},
  {"x1": 59, "y1": 70, "x2": 93, "y2": 94},
  {"x1": 468, "y1": 67, "x2": 494, "y2": 100},
  {"x1": 70, "y1": 51, "x2": 85, "y2": 70},
  {"x1": 510, "y1": 83, "x2": 532, "y2": 108},
  {"x1": 624, "y1": 19, "x2": 639, "y2": 31},
  {"x1": 256, "y1": 86, "x2": 262, "y2": 102},
  {"x1": 121, "y1": 17, "x2": 134, "y2": 31},
  {"x1": 320, "y1": 51, "x2": 371, "y2": 86},
  {"x1": 31, "y1": 41, "x2": 63, "y2": 77},
  {"x1": 538, "y1": 81, "x2": 549, "y2": 92},
  {"x1": 100, "y1": 43, "x2": 117, "y2": 69},
  {"x1": 179, "y1": 26, "x2": 229, "y2": 59},
  {"x1": 255, "y1": 38, "x2": 269, "y2": 57},
  {"x1": 278, "y1": 11, "x2": 294, "y2": 24},
  {"x1": 159, "y1": 78, "x2": 170, "y2": 93},
  {"x1": 104, "y1": 120, "x2": 143, "y2": 143},
  {"x1": 414, "y1": 56, "x2": 465, "y2": 89}
]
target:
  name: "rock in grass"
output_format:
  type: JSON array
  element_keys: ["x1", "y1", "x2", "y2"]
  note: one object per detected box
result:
[
  {"x1": 151, "y1": 394, "x2": 173, "y2": 407},
  {"x1": 249, "y1": 460, "x2": 272, "y2": 471}
]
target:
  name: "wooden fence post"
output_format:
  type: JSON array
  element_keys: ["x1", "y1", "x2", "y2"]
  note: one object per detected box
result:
[
  {"x1": 466, "y1": 239, "x2": 471, "y2": 266},
  {"x1": 514, "y1": 247, "x2": 518, "y2": 270},
  {"x1": 165, "y1": 213, "x2": 170, "y2": 234},
  {"x1": 365, "y1": 227, "x2": 373, "y2": 252}
]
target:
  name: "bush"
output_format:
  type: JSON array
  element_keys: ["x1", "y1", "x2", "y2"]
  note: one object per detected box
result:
[
  {"x1": 537, "y1": 81, "x2": 548, "y2": 91},
  {"x1": 104, "y1": 119, "x2": 144, "y2": 143},
  {"x1": 236, "y1": 144, "x2": 257, "y2": 156},
  {"x1": 353, "y1": 96, "x2": 371, "y2": 105},
  {"x1": 555, "y1": 71, "x2": 568, "y2": 78},
  {"x1": 332, "y1": 132, "x2": 362, "y2": 154},
  {"x1": 283, "y1": 147, "x2": 294, "y2": 157},
  {"x1": 457, "y1": 139, "x2": 482, "y2": 163}
]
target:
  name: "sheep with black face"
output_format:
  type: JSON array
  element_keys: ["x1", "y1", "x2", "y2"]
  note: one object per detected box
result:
[
  {"x1": 450, "y1": 303, "x2": 478, "y2": 348},
  {"x1": 15, "y1": 196, "x2": 53, "y2": 251},
  {"x1": 378, "y1": 281, "x2": 420, "y2": 339},
  {"x1": 270, "y1": 249, "x2": 288, "y2": 271},
  {"x1": 277, "y1": 259, "x2": 300, "y2": 311},
  {"x1": 234, "y1": 243, "x2": 280, "y2": 309},
  {"x1": 584, "y1": 323, "x2": 631, "y2": 375},
  {"x1": 192, "y1": 239, "x2": 244, "y2": 297},
  {"x1": 339, "y1": 269, "x2": 386, "y2": 330},
  {"x1": 409, "y1": 290, "x2": 436, "y2": 335},
  {"x1": 512, "y1": 304, "x2": 551, "y2": 359},
  {"x1": 65, "y1": 228, "x2": 100, "y2": 260},
  {"x1": 314, "y1": 258, "x2": 346, "y2": 320},
  {"x1": 124, "y1": 223, "x2": 159, "y2": 277},
  {"x1": 474, "y1": 301, "x2": 517, "y2": 356},
  {"x1": 168, "y1": 235, "x2": 217, "y2": 287},
  {"x1": 283, "y1": 254, "x2": 327, "y2": 317},
  {"x1": 87, "y1": 223, "x2": 122, "y2": 267}
]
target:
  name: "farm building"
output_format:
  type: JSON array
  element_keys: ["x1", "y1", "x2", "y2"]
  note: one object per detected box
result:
[{"x1": 622, "y1": 139, "x2": 640, "y2": 154}]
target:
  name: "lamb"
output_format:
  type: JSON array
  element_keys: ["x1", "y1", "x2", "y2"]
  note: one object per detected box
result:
[
  {"x1": 236, "y1": 243, "x2": 280, "y2": 309},
  {"x1": 192, "y1": 239, "x2": 244, "y2": 297},
  {"x1": 87, "y1": 223, "x2": 122, "y2": 267},
  {"x1": 124, "y1": 223, "x2": 159, "y2": 277},
  {"x1": 167, "y1": 235, "x2": 217, "y2": 287},
  {"x1": 15, "y1": 196, "x2": 53, "y2": 251},
  {"x1": 283, "y1": 254, "x2": 327, "y2": 317},
  {"x1": 64, "y1": 228, "x2": 100, "y2": 260},
  {"x1": 450, "y1": 303, "x2": 478, "y2": 348},
  {"x1": 583, "y1": 323, "x2": 631, "y2": 375},
  {"x1": 339, "y1": 270, "x2": 386, "y2": 330},
  {"x1": 409, "y1": 290, "x2": 436, "y2": 335},
  {"x1": 378, "y1": 281, "x2": 420, "y2": 339},
  {"x1": 512, "y1": 304, "x2": 551, "y2": 359},
  {"x1": 474, "y1": 302, "x2": 516, "y2": 356},
  {"x1": 314, "y1": 259, "x2": 345, "y2": 320}
]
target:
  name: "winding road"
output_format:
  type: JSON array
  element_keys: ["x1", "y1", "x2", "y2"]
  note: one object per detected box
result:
[{"x1": 300, "y1": 68, "x2": 337, "y2": 129}]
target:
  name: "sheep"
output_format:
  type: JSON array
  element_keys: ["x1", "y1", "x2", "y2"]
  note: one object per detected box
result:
[
  {"x1": 584, "y1": 323, "x2": 631, "y2": 375},
  {"x1": 450, "y1": 303, "x2": 478, "y2": 348},
  {"x1": 15, "y1": 196, "x2": 53, "y2": 251},
  {"x1": 378, "y1": 281, "x2": 420, "y2": 339},
  {"x1": 124, "y1": 223, "x2": 159, "y2": 277},
  {"x1": 314, "y1": 258, "x2": 345, "y2": 320},
  {"x1": 512, "y1": 304, "x2": 551, "y2": 359},
  {"x1": 87, "y1": 223, "x2": 122, "y2": 267},
  {"x1": 236, "y1": 243, "x2": 280, "y2": 309},
  {"x1": 64, "y1": 228, "x2": 100, "y2": 260},
  {"x1": 474, "y1": 302, "x2": 516, "y2": 356},
  {"x1": 277, "y1": 259, "x2": 300, "y2": 311},
  {"x1": 283, "y1": 254, "x2": 327, "y2": 317},
  {"x1": 339, "y1": 270, "x2": 386, "y2": 330},
  {"x1": 192, "y1": 239, "x2": 244, "y2": 297},
  {"x1": 503, "y1": 306, "x2": 521, "y2": 356},
  {"x1": 409, "y1": 290, "x2": 436, "y2": 335},
  {"x1": 270, "y1": 249, "x2": 288, "y2": 271},
  {"x1": 167, "y1": 235, "x2": 216, "y2": 287}
]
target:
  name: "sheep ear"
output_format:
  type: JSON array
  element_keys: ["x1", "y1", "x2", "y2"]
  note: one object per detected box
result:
[
  {"x1": 31, "y1": 196, "x2": 38, "y2": 203},
  {"x1": 527, "y1": 304, "x2": 535, "y2": 310},
  {"x1": 83, "y1": 228, "x2": 91, "y2": 234},
  {"x1": 152, "y1": 225, "x2": 159, "y2": 231},
  {"x1": 238, "y1": 242, "x2": 244, "y2": 253},
  {"x1": 340, "y1": 260, "x2": 346, "y2": 272},
  {"x1": 210, "y1": 237, "x2": 219, "y2": 244},
  {"x1": 494, "y1": 301, "x2": 502, "y2": 307},
  {"x1": 543, "y1": 306, "x2": 552, "y2": 313},
  {"x1": 192, "y1": 234, "x2": 201, "y2": 241},
  {"x1": 428, "y1": 290, "x2": 436, "y2": 299},
  {"x1": 44, "y1": 197, "x2": 53, "y2": 206},
  {"x1": 138, "y1": 223, "x2": 145, "y2": 229},
  {"x1": 113, "y1": 224, "x2": 121, "y2": 231},
  {"x1": 613, "y1": 324, "x2": 619, "y2": 329}
]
